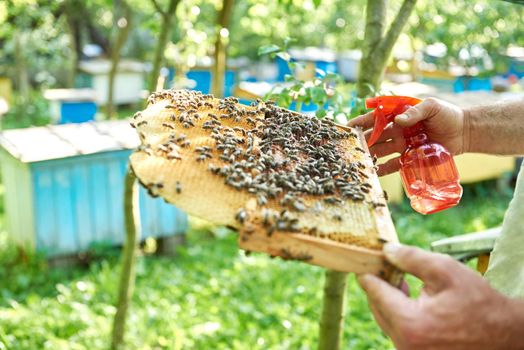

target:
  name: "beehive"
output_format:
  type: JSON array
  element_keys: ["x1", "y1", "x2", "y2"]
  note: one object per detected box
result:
[
  {"x1": 0, "y1": 120, "x2": 187, "y2": 257},
  {"x1": 129, "y1": 89, "x2": 399, "y2": 279}
]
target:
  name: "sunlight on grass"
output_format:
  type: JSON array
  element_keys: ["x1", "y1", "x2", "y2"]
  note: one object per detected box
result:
[{"x1": 0, "y1": 181, "x2": 514, "y2": 349}]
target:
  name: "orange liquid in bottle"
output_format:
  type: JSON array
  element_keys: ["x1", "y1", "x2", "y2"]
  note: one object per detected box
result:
[
  {"x1": 365, "y1": 96, "x2": 463, "y2": 214},
  {"x1": 399, "y1": 131, "x2": 463, "y2": 214}
]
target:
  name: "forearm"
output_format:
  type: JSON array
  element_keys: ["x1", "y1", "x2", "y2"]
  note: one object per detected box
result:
[
  {"x1": 464, "y1": 99, "x2": 524, "y2": 155},
  {"x1": 501, "y1": 298, "x2": 524, "y2": 349}
]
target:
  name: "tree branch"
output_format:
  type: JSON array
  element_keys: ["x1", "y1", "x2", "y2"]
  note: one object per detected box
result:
[
  {"x1": 317, "y1": 270, "x2": 349, "y2": 350},
  {"x1": 86, "y1": 16, "x2": 111, "y2": 55},
  {"x1": 167, "y1": 0, "x2": 181, "y2": 15},
  {"x1": 150, "y1": 0, "x2": 168, "y2": 18},
  {"x1": 356, "y1": 0, "x2": 417, "y2": 98},
  {"x1": 363, "y1": 0, "x2": 387, "y2": 58},
  {"x1": 107, "y1": 1, "x2": 132, "y2": 118},
  {"x1": 378, "y1": 0, "x2": 418, "y2": 62},
  {"x1": 217, "y1": 0, "x2": 235, "y2": 29},
  {"x1": 211, "y1": 0, "x2": 235, "y2": 97},
  {"x1": 111, "y1": 168, "x2": 141, "y2": 350},
  {"x1": 148, "y1": 0, "x2": 181, "y2": 92},
  {"x1": 356, "y1": 0, "x2": 387, "y2": 98}
]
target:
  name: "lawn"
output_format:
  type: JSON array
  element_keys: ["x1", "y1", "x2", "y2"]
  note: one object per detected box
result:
[{"x1": 0, "y1": 180, "x2": 515, "y2": 350}]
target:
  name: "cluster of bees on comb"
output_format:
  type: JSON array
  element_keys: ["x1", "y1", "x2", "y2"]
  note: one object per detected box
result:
[{"x1": 131, "y1": 89, "x2": 387, "y2": 253}]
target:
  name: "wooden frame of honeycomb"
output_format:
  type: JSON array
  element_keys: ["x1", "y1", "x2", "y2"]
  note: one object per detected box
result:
[{"x1": 129, "y1": 89, "x2": 401, "y2": 284}]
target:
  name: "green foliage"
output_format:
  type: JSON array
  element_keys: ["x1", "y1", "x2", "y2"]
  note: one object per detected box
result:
[
  {"x1": 409, "y1": 0, "x2": 524, "y2": 74},
  {"x1": 257, "y1": 44, "x2": 281, "y2": 57},
  {"x1": 226, "y1": 0, "x2": 365, "y2": 60},
  {"x1": 392, "y1": 179, "x2": 513, "y2": 248},
  {"x1": 0, "y1": 91, "x2": 51, "y2": 130},
  {"x1": 0, "y1": 182, "x2": 4, "y2": 226},
  {"x1": 0, "y1": 181, "x2": 514, "y2": 350},
  {"x1": 3, "y1": 0, "x2": 523, "y2": 94},
  {"x1": 258, "y1": 40, "x2": 373, "y2": 121},
  {"x1": 0, "y1": 1, "x2": 73, "y2": 87}
]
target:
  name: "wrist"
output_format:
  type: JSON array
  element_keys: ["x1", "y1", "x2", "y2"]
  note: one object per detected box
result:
[{"x1": 461, "y1": 107, "x2": 472, "y2": 154}]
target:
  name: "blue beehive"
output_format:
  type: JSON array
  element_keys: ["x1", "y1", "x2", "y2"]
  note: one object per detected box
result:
[
  {"x1": 507, "y1": 57, "x2": 524, "y2": 79},
  {"x1": 43, "y1": 89, "x2": 98, "y2": 124},
  {"x1": 276, "y1": 47, "x2": 337, "y2": 82},
  {"x1": 453, "y1": 76, "x2": 492, "y2": 92},
  {"x1": 167, "y1": 68, "x2": 237, "y2": 96},
  {"x1": 0, "y1": 120, "x2": 187, "y2": 257},
  {"x1": 186, "y1": 70, "x2": 236, "y2": 96}
]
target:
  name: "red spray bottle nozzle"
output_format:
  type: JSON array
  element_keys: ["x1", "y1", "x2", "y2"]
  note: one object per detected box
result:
[{"x1": 365, "y1": 96, "x2": 422, "y2": 147}]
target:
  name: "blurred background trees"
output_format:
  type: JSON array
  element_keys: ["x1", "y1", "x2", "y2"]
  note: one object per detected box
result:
[
  {"x1": 409, "y1": 1, "x2": 524, "y2": 74},
  {"x1": 1, "y1": 1, "x2": 523, "y2": 349},
  {"x1": 1, "y1": 0, "x2": 523, "y2": 112}
]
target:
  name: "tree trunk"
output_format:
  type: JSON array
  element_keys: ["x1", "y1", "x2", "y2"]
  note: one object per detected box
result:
[
  {"x1": 409, "y1": 34, "x2": 419, "y2": 81},
  {"x1": 317, "y1": 270, "x2": 348, "y2": 350},
  {"x1": 317, "y1": 1, "x2": 417, "y2": 349},
  {"x1": 107, "y1": 2, "x2": 132, "y2": 119},
  {"x1": 64, "y1": 0, "x2": 83, "y2": 88},
  {"x1": 211, "y1": 0, "x2": 234, "y2": 98},
  {"x1": 13, "y1": 31, "x2": 30, "y2": 102},
  {"x1": 111, "y1": 168, "x2": 141, "y2": 350},
  {"x1": 356, "y1": 0, "x2": 417, "y2": 98},
  {"x1": 356, "y1": 0, "x2": 388, "y2": 97},
  {"x1": 148, "y1": 0, "x2": 181, "y2": 93},
  {"x1": 86, "y1": 17, "x2": 111, "y2": 55},
  {"x1": 148, "y1": 16, "x2": 172, "y2": 93}
]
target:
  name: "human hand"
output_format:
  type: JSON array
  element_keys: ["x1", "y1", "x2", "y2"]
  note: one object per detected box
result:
[
  {"x1": 348, "y1": 98, "x2": 466, "y2": 176},
  {"x1": 357, "y1": 243, "x2": 524, "y2": 350}
]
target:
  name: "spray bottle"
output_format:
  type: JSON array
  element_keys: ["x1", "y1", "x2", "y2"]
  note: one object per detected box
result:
[{"x1": 365, "y1": 96, "x2": 463, "y2": 214}]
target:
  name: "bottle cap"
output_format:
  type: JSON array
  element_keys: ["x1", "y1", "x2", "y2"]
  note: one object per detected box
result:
[{"x1": 365, "y1": 96, "x2": 422, "y2": 147}]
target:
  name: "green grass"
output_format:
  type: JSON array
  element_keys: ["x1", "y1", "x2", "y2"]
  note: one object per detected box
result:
[
  {"x1": 392, "y1": 180, "x2": 514, "y2": 247},
  {"x1": 0, "y1": 181, "x2": 514, "y2": 350},
  {"x1": 0, "y1": 231, "x2": 390, "y2": 350}
]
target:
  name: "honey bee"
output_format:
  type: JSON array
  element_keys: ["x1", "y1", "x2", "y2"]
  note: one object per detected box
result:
[{"x1": 235, "y1": 209, "x2": 247, "y2": 224}]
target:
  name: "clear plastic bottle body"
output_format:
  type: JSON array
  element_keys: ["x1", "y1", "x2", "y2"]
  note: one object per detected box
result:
[{"x1": 399, "y1": 133, "x2": 463, "y2": 214}]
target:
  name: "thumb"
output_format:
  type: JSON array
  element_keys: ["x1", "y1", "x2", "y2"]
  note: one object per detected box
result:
[
  {"x1": 383, "y1": 243, "x2": 456, "y2": 293},
  {"x1": 394, "y1": 98, "x2": 440, "y2": 127}
]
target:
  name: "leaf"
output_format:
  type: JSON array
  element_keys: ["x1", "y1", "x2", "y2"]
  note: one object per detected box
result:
[
  {"x1": 278, "y1": 94, "x2": 293, "y2": 108},
  {"x1": 258, "y1": 45, "x2": 281, "y2": 57},
  {"x1": 290, "y1": 83, "x2": 302, "y2": 92},
  {"x1": 284, "y1": 74, "x2": 296, "y2": 82},
  {"x1": 363, "y1": 83, "x2": 378, "y2": 96},
  {"x1": 294, "y1": 61, "x2": 306, "y2": 71},
  {"x1": 283, "y1": 37, "x2": 297, "y2": 49},
  {"x1": 310, "y1": 86, "x2": 327, "y2": 104},
  {"x1": 264, "y1": 88, "x2": 280, "y2": 101},
  {"x1": 312, "y1": 0, "x2": 322, "y2": 8},
  {"x1": 315, "y1": 109, "x2": 327, "y2": 119},
  {"x1": 323, "y1": 72, "x2": 344, "y2": 84},
  {"x1": 276, "y1": 52, "x2": 291, "y2": 62},
  {"x1": 332, "y1": 93, "x2": 344, "y2": 105}
]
